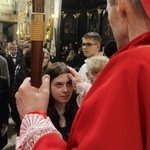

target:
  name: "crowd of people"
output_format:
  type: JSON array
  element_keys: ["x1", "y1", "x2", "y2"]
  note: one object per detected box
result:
[
  {"x1": 0, "y1": 32, "x2": 110, "y2": 149},
  {"x1": 0, "y1": 38, "x2": 54, "y2": 148},
  {"x1": 0, "y1": 0, "x2": 150, "y2": 149},
  {"x1": 0, "y1": 38, "x2": 29, "y2": 149},
  {"x1": 15, "y1": 0, "x2": 150, "y2": 149}
]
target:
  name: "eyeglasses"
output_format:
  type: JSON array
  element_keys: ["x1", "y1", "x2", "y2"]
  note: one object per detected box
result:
[{"x1": 81, "y1": 43, "x2": 97, "y2": 47}]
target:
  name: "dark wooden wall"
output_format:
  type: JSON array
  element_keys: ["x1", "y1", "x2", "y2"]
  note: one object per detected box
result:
[{"x1": 58, "y1": 0, "x2": 114, "y2": 61}]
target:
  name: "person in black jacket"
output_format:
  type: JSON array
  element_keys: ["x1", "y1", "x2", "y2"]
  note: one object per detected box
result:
[
  {"x1": 0, "y1": 56, "x2": 9, "y2": 149},
  {"x1": 46, "y1": 62, "x2": 78, "y2": 141},
  {"x1": 6, "y1": 44, "x2": 22, "y2": 89},
  {"x1": 11, "y1": 48, "x2": 31, "y2": 134}
]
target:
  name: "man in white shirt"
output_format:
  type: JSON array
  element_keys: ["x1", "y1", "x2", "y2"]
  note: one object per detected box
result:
[{"x1": 78, "y1": 32, "x2": 103, "y2": 83}]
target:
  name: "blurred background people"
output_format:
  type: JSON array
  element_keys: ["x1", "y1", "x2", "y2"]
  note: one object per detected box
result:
[
  {"x1": 17, "y1": 38, "x2": 25, "y2": 59},
  {"x1": 67, "y1": 55, "x2": 109, "y2": 106},
  {"x1": 6, "y1": 43, "x2": 22, "y2": 89},
  {"x1": 66, "y1": 48, "x2": 77, "y2": 68},
  {"x1": 0, "y1": 55, "x2": 10, "y2": 149},
  {"x1": 103, "y1": 40, "x2": 117, "y2": 58},
  {"x1": 42, "y1": 48, "x2": 51, "y2": 73},
  {"x1": 86, "y1": 56, "x2": 109, "y2": 84},
  {"x1": 0, "y1": 37, "x2": 8, "y2": 58},
  {"x1": 11, "y1": 48, "x2": 31, "y2": 134}
]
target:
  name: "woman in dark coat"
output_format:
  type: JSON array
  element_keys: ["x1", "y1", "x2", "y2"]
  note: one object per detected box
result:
[
  {"x1": 11, "y1": 49, "x2": 31, "y2": 134},
  {"x1": 0, "y1": 56, "x2": 9, "y2": 149},
  {"x1": 46, "y1": 62, "x2": 78, "y2": 141}
]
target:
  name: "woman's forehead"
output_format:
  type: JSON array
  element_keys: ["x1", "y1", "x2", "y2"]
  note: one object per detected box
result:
[{"x1": 52, "y1": 73, "x2": 70, "y2": 82}]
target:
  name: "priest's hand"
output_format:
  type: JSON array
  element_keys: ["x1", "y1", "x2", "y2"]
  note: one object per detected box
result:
[
  {"x1": 15, "y1": 75, "x2": 50, "y2": 119},
  {"x1": 67, "y1": 66, "x2": 84, "y2": 87}
]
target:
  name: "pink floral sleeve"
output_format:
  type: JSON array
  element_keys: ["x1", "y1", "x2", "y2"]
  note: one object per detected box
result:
[{"x1": 76, "y1": 82, "x2": 92, "y2": 107}]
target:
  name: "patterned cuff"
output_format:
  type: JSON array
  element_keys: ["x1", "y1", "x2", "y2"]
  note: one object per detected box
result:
[
  {"x1": 76, "y1": 82, "x2": 92, "y2": 106},
  {"x1": 28, "y1": 110, "x2": 47, "y2": 119},
  {"x1": 16, "y1": 114, "x2": 62, "y2": 150},
  {"x1": 76, "y1": 82, "x2": 92, "y2": 95}
]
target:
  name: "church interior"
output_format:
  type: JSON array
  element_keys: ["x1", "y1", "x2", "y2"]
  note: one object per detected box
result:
[{"x1": 0, "y1": 0, "x2": 114, "y2": 61}]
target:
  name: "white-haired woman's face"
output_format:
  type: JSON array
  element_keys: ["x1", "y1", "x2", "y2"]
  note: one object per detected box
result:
[
  {"x1": 86, "y1": 71, "x2": 99, "y2": 84},
  {"x1": 51, "y1": 73, "x2": 73, "y2": 105}
]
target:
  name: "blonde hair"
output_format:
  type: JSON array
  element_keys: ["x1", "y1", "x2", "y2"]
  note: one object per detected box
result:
[{"x1": 87, "y1": 56, "x2": 109, "y2": 73}]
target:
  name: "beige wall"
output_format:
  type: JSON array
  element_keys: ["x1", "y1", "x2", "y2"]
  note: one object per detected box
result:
[
  {"x1": 0, "y1": 0, "x2": 17, "y2": 22},
  {"x1": 0, "y1": 0, "x2": 61, "y2": 41}
]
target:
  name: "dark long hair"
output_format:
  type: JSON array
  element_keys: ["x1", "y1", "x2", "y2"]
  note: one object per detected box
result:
[{"x1": 45, "y1": 62, "x2": 78, "y2": 116}]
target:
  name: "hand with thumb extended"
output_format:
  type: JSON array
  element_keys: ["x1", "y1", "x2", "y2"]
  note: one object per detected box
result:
[{"x1": 15, "y1": 75, "x2": 50, "y2": 119}]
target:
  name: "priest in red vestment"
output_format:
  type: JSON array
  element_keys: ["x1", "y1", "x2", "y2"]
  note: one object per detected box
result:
[{"x1": 15, "y1": 0, "x2": 150, "y2": 149}]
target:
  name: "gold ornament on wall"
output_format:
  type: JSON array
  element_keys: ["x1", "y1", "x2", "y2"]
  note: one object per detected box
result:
[
  {"x1": 97, "y1": 8, "x2": 103, "y2": 14},
  {"x1": 19, "y1": 21, "x2": 30, "y2": 39},
  {"x1": 73, "y1": 13, "x2": 80, "y2": 19},
  {"x1": 45, "y1": 16, "x2": 54, "y2": 42},
  {"x1": 19, "y1": 0, "x2": 32, "y2": 18},
  {"x1": 87, "y1": 12, "x2": 92, "y2": 19},
  {"x1": 62, "y1": 11, "x2": 67, "y2": 19}
]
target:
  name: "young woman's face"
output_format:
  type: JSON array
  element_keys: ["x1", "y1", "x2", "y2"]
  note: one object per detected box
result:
[{"x1": 51, "y1": 73, "x2": 73, "y2": 105}]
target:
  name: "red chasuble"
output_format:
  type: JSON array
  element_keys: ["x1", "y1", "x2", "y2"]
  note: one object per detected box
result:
[{"x1": 33, "y1": 32, "x2": 150, "y2": 150}]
